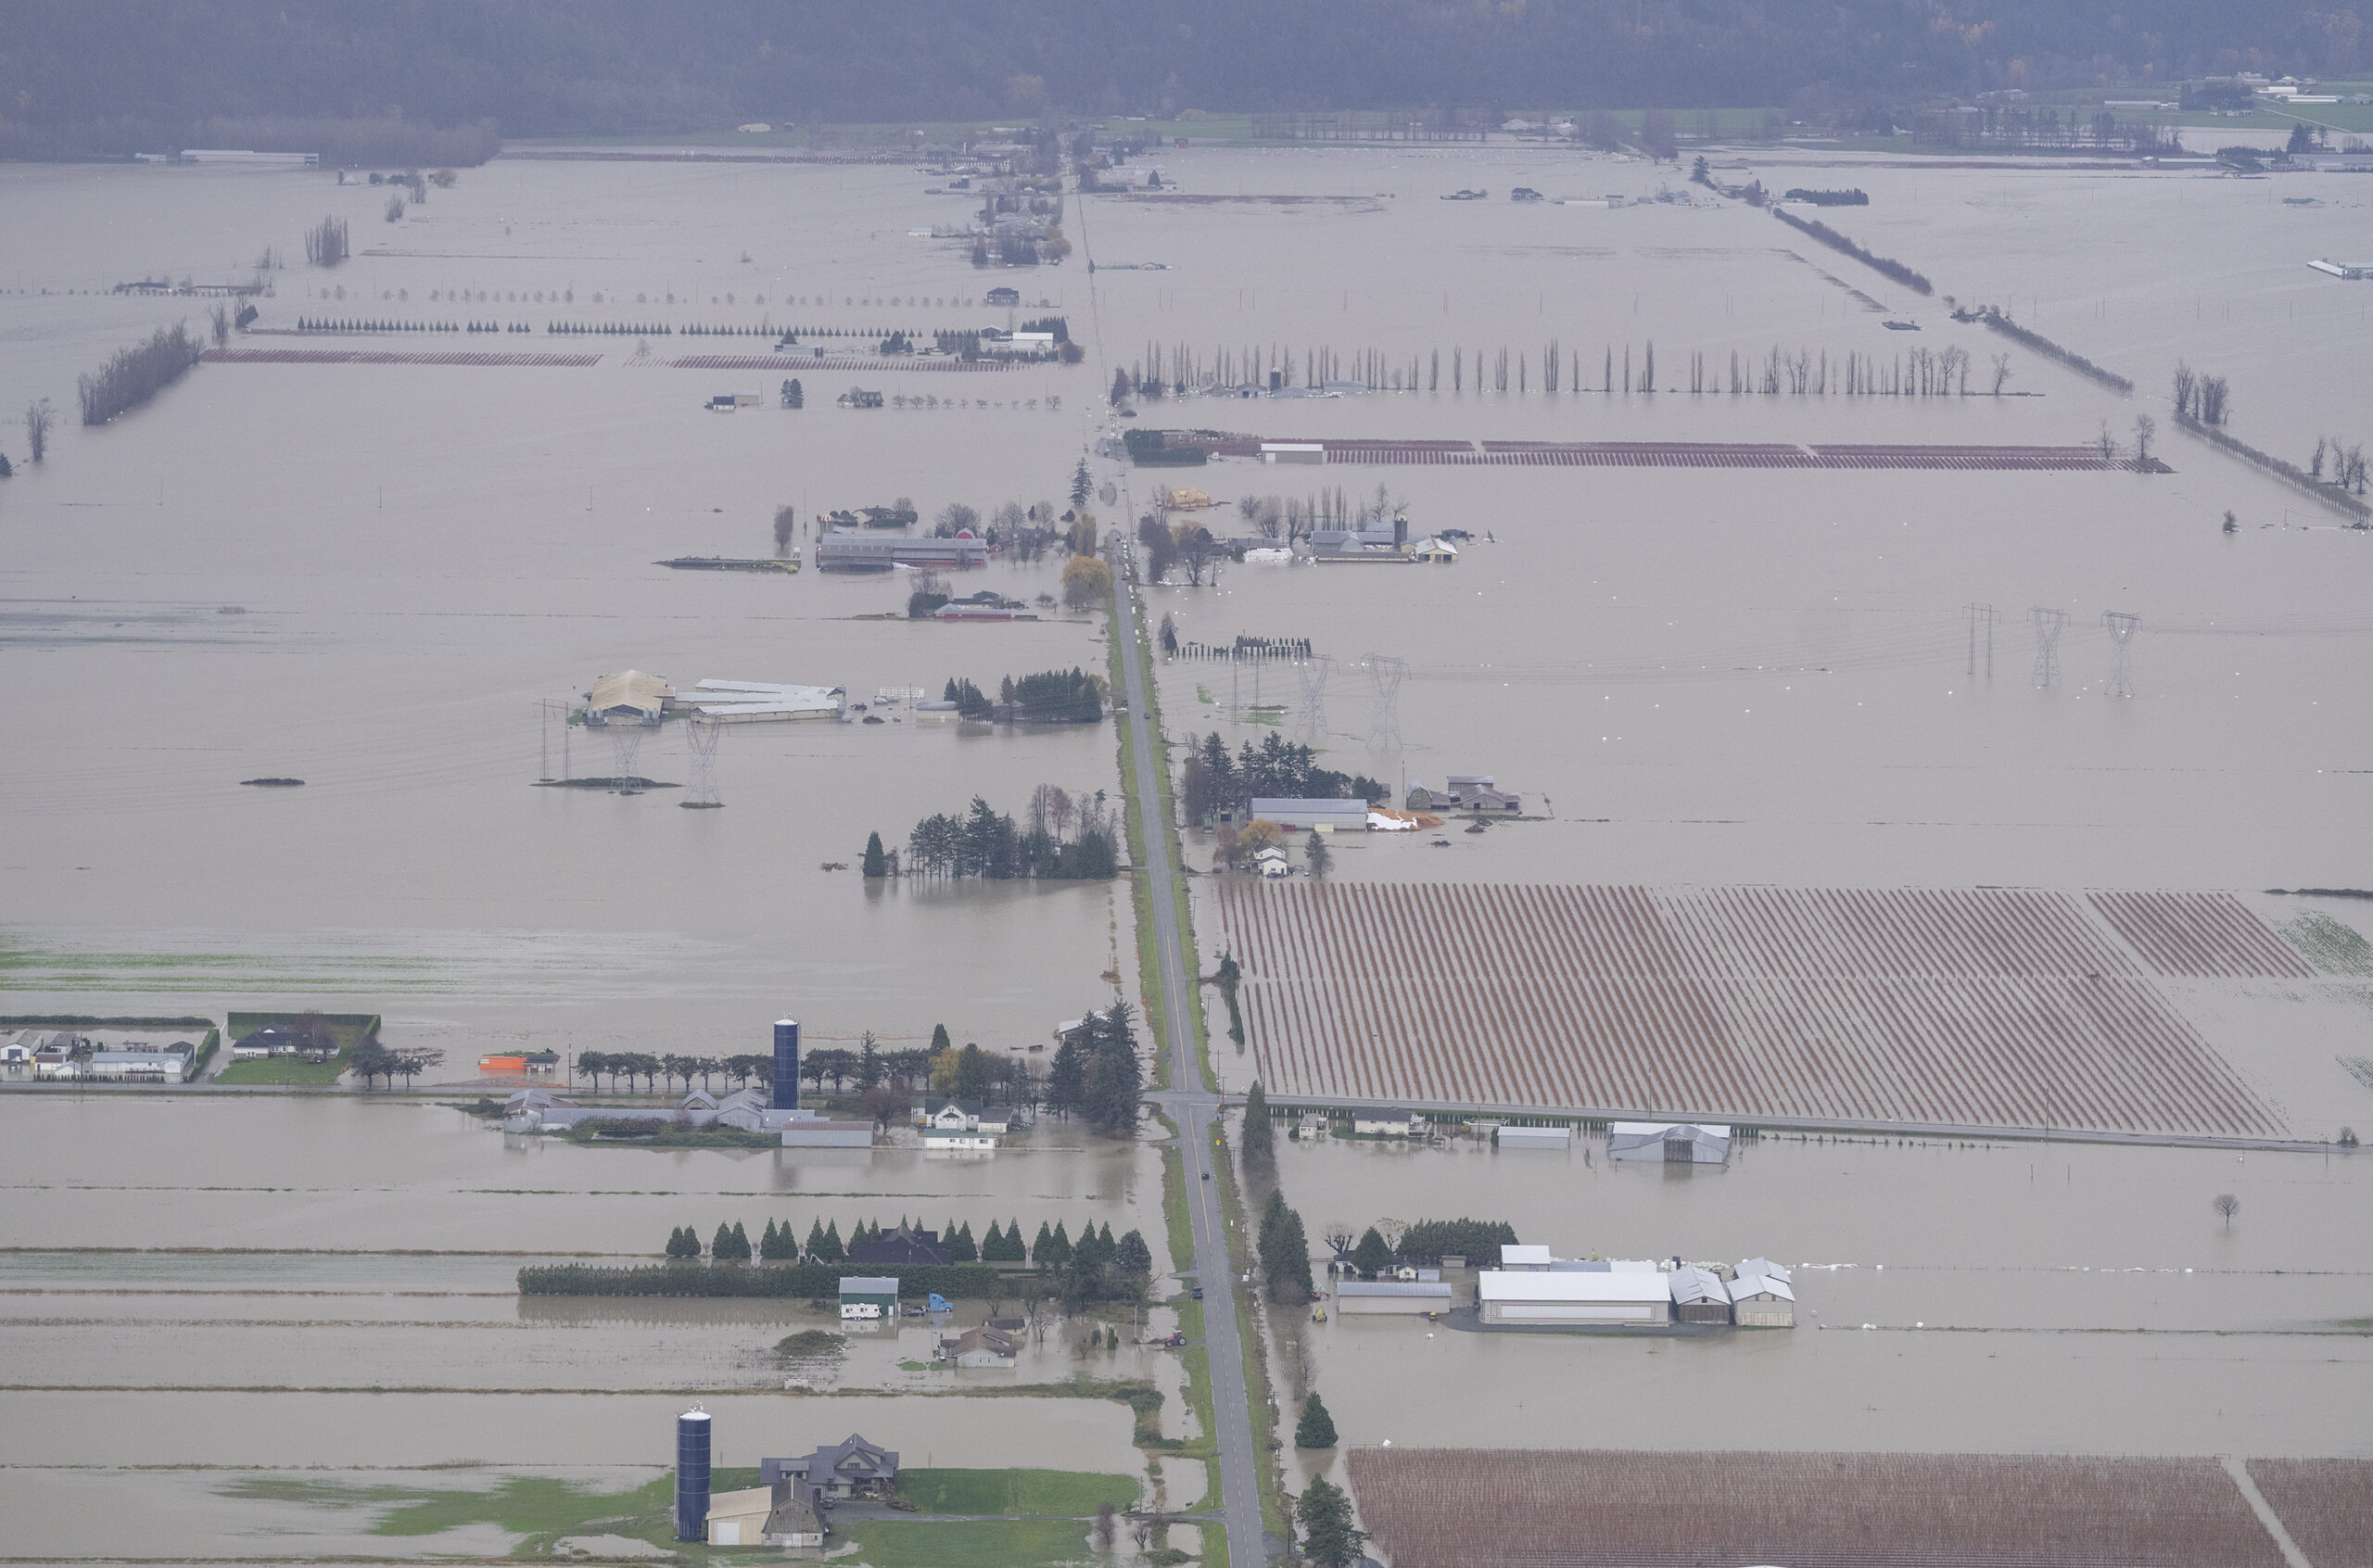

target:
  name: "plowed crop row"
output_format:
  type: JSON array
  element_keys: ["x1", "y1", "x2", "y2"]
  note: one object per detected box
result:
[
  {"x1": 1189, "y1": 436, "x2": 2171, "y2": 469},
  {"x1": 2244, "y1": 1459, "x2": 2373, "y2": 1568},
  {"x1": 2089, "y1": 891, "x2": 2316, "y2": 979},
  {"x1": 666, "y1": 354, "x2": 1014, "y2": 372},
  {"x1": 203, "y1": 348, "x2": 601, "y2": 367},
  {"x1": 1218, "y1": 882, "x2": 2287, "y2": 1137},
  {"x1": 1346, "y1": 1448, "x2": 2288, "y2": 1568}
]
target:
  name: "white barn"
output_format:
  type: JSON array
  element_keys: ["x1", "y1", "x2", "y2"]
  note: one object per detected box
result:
[{"x1": 1478, "y1": 1269, "x2": 1672, "y2": 1326}]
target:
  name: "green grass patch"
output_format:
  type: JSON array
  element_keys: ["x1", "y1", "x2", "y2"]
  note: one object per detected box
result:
[
  {"x1": 214, "y1": 1051, "x2": 349, "y2": 1086},
  {"x1": 832, "y1": 1516, "x2": 1103, "y2": 1568},
  {"x1": 1161, "y1": 1145, "x2": 1193, "y2": 1283},
  {"x1": 2285, "y1": 913, "x2": 2373, "y2": 976},
  {"x1": 563, "y1": 1121, "x2": 781, "y2": 1149},
  {"x1": 217, "y1": 1470, "x2": 703, "y2": 1543},
  {"x1": 894, "y1": 1468, "x2": 1139, "y2": 1517}
]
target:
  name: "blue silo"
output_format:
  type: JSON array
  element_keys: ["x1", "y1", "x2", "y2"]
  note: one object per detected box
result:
[
  {"x1": 771, "y1": 1019, "x2": 799, "y2": 1111},
  {"x1": 675, "y1": 1406, "x2": 712, "y2": 1541}
]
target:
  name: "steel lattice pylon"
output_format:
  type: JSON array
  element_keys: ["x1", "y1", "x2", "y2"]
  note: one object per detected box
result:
[
  {"x1": 605, "y1": 723, "x2": 646, "y2": 787},
  {"x1": 1295, "y1": 654, "x2": 1334, "y2": 747},
  {"x1": 681, "y1": 713, "x2": 724, "y2": 807},
  {"x1": 1364, "y1": 652, "x2": 1407, "y2": 770},
  {"x1": 2029, "y1": 607, "x2": 2067, "y2": 690},
  {"x1": 2101, "y1": 612, "x2": 2140, "y2": 699}
]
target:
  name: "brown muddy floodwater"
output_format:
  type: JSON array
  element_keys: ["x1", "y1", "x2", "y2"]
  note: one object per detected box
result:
[{"x1": 4, "y1": 139, "x2": 2371, "y2": 1558}]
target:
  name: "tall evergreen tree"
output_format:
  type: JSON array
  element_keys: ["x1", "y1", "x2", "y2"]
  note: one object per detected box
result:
[
  {"x1": 1044, "y1": 1220, "x2": 1074, "y2": 1267},
  {"x1": 1047, "y1": 1028, "x2": 1088, "y2": 1117},
  {"x1": 1083, "y1": 1002, "x2": 1143, "y2": 1132},
  {"x1": 1071, "y1": 457, "x2": 1092, "y2": 507},
  {"x1": 1275, "y1": 1208, "x2": 1314, "y2": 1302},
  {"x1": 861, "y1": 831, "x2": 889, "y2": 879},
  {"x1": 1115, "y1": 1228, "x2": 1153, "y2": 1277},
  {"x1": 1295, "y1": 1477, "x2": 1365, "y2": 1568},
  {"x1": 759, "y1": 1219, "x2": 780, "y2": 1258},
  {"x1": 818, "y1": 1219, "x2": 844, "y2": 1261},
  {"x1": 1242, "y1": 1080, "x2": 1274, "y2": 1163},
  {"x1": 1032, "y1": 1220, "x2": 1055, "y2": 1263},
  {"x1": 1295, "y1": 1392, "x2": 1339, "y2": 1448},
  {"x1": 950, "y1": 1220, "x2": 978, "y2": 1262},
  {"x1": 1352, "y1": 1225, "x2": 1394, "y2": 1279}
]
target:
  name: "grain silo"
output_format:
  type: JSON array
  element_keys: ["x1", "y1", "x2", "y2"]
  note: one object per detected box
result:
[{"x1": 675, "y1": 1407, "x2": 712, "y2": 1541}]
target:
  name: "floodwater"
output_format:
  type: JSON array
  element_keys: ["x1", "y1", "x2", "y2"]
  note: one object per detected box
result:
[{"x1": 5, "y1": 135, "x2": 2372, "y2": 1556}]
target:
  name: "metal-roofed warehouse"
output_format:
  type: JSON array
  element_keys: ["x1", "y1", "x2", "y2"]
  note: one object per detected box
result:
[
  {"x1": 1335, "y1": 1280, "x2": 1454, "y2": 1315},
  {"x1": 1249, "y1": 797, "x2": 1369, "y2": 832},
  {"x1": 1607, "y1": 1121, "x2": 1732, "y2": 1164},
  {"x1": 1478, "y1": 1269, "x2": 1672, "y2": 1325}
]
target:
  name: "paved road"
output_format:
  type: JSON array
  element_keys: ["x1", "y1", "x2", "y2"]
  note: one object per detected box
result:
[{"x1": 1109, "y1": 538, "x2": 1269, "y2": 1568}]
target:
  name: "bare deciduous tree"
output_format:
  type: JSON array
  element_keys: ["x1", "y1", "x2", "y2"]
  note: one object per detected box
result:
[
  {"x1": 1321, "y1": 1220, "x2": 1354, "y2": 1258},
  {"x1": 303, "y1": 215, "x2": 349, "y2": 267},
  {"x1": 2213, "y1": 1193, "x2": 2240, "y2": 1226},
  {"x1": 1990, "y1": 351, "x2": 2013, "y2": 395},
  {"x1": 772, "y1": 505, "x2": 795, "y2": 556},
  {"x1": 208, "y1": 302, "x2": 232, "y2": 348},
  {"x1": 2171, "y1": 361, "x2": 2197, "y2": 419},
  {"x1": 2132, "y1": 414, "x2": 2156, "y2": 467},
  {"x1": 25, "y1": 398, "x2": 55, "y2": 462},
  {"x1": 2198, "y1": 373, "x2": 2229, "y2": 426},
  {"x1": 2097, "y1": 421, "x2": 2118, "y2": 462}
]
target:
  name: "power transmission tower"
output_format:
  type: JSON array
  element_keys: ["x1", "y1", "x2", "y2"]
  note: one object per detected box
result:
[
  {"x1": 2101, "y1": 612, "x2": 2139, "y2": 698},
  {"x1": 1964, "y1": 602, "x2": 1997, "y2": 679},
  {"x1": 605, "y1": 722, "x2": 646, "y2": 788},
  {"x1": 1295, "y1": 654, "x2": 1334, "y2": 747},
  {"x1": 1364, "y1": 652, "x2": 1407, "y2": 773},
  {"x1": 2029, "y1": 607, "x2": 2066, "y2": 689},
  {"x1": 680, "y1": 714, "x2": 724, "y2": 808}
]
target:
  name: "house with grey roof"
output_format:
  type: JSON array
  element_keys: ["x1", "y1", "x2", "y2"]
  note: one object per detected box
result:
[{"x1": 761, "y1": 1434, "x2": 901, "y2": 1498}]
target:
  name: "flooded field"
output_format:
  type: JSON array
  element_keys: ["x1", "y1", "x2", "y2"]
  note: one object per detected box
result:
[
  {"x1": 1258, "y1": 1127, "x2": 2373, "y2": 1486},
  {"x1": 5, "y1": 133, "x2": 2371, "y2": 1558}
]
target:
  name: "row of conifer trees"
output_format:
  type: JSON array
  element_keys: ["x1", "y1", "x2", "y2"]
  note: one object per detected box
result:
[{"x1": 661, "y1": 1215, "x2": 1140, "y2": 1267}]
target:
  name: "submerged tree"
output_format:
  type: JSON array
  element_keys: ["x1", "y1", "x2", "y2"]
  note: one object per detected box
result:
[{"x1": 1295, "y1": 1392, "x2": 1339, "y2": 1448}]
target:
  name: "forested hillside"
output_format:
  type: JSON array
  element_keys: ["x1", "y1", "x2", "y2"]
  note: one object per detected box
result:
[{"x1": 3, "y1": 0, "x2": 2367, "y2": 155}]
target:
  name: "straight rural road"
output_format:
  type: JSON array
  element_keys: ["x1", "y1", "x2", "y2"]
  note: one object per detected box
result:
[{"x1": 1110, "y1": 533, "x2": 1270, "y2": 1568}]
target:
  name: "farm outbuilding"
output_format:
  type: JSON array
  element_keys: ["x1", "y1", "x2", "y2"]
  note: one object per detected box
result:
[
  {"x1": 1669, "y1": 1267, "x2": 1733, "y2": 1324},
  {"x1": 1607, "y1": 1121, "x2": 1732, "y2": 1164},
  {"x1": 1478, "y1": 1269, "x2": 1672, "y2": 1325},
  {"x1": 1352, "y1": 1107, "x2": 1425, "y2": 1136},
  {"x1": 838, "y1": 1276, "x2": 899, "y2": 1321},
  {"x1": 1495, "y1": 1124, "x2": 1571, "y2": 1149},
  {"x1": 1337, "y1": 1281, "x2": 1455, "y2": 1315},
  {"x1": 1731, "y1": 1269, "x2": 1796, "y2": 1327},
  {"x1": 1250, "y1": 797, "x2": 1370, "y2": 832}
]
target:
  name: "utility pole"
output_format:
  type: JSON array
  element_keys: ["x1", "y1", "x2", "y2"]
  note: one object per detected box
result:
[{"x1": 1964, "y1": 602, "x2": 1996, "y2": 679}]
